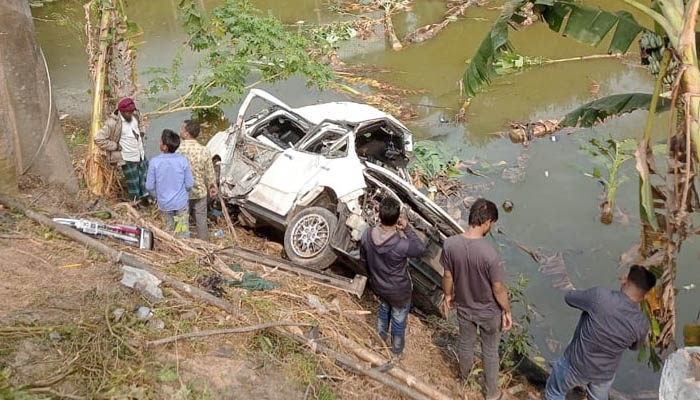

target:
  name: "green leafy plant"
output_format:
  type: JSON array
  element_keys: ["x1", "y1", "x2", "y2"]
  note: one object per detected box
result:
[
  {"x1": 579, "y1": 137, "x2": 637, "y2": 224},
  {"x1": 145, "y1": 0, "x2": 333, "y2": 119},
  {"x1": 408, "y1": 140, "x2": 462, "y2": 191},
  {"x1": 462, "y1": 0, "x2": 644, "y2": 97},
  {"x1": 579, "y1": 137, "x2": 666, "y2": 224},
  {"x1": 500, "y1": 275, "x2": 536, "y2": 371}
]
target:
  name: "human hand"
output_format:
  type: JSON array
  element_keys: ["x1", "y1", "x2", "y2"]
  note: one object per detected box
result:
[
  {"x1": 501, "y1": 311, "x2": 513, "y2": 332},
  {"x1": 444, "y1": 293, "x2": 456, "y2": 310},
  {"x1": 396, "y1": 217, "x2": 407, "y2": 230},
  {"x1": 209, "y1": 185, "x2": 218, "y2": 198}
]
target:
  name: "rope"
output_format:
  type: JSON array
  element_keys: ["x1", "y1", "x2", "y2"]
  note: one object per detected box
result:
[{"x1": 22, "y1": 47, "x2": 54, "y2": 174}]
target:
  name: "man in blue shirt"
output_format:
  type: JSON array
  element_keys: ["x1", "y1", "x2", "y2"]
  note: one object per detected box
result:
[{"x1": 146, "y1": 129, "x2": 194, "y2": 238}]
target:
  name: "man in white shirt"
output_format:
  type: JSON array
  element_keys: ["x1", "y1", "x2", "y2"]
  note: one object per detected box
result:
[{"x1": 94, "y1": 98, "x2": 148, "y2": 202}]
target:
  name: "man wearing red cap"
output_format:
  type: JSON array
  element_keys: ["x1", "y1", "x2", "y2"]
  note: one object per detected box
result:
[{"x1": 95, "y1": 98, "x2": 149, "y2": 202}]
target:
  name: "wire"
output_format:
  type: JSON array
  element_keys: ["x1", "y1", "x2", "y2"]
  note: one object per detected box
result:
[{"x1": 22, "y1": 46, "x2": 54, "y2": 174}]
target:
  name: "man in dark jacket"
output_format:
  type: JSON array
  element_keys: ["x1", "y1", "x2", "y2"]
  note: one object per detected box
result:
[{"x1": 360, "y1": 197, "x2": 427, "y2": 358}]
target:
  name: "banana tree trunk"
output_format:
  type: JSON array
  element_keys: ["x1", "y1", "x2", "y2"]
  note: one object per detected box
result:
[
  {"x1": 679, "y1": 0, "x2": 700, "y2": 164},
  {"x1": 85, "y1": 3, "x2": 113, "y2": 197}
]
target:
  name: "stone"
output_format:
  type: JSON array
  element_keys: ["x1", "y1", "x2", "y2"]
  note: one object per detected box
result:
[
  {"x1": 147, "y1": 319, "x2": 165, "y2": 330},
  {"x1": 113, "y1": 308, "x2": 125, "y2": 323},
  {"x1": 135, "y1": 306, "x2": 153, "y2": 320},
  {"x1": 120, "y1": 265, "x2": 164, "y2": 301},
  {"x1": 659, "y1": 346, "x2": 700, "y2": 400}
]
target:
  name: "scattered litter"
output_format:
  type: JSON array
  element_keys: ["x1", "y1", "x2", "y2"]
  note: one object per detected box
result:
[
  {"x1": 544, "y1": 170, "x2": 549, "y2": 177},
  {"x1": 502, "y1": 200, "x2": 514, "y2": 213},
  {"x1": 120, "y1": 265, "x2": 163, "y2": 301},
  {"x1": 53, "y1": 218, "x2": 153, "y2": 249},
  {"x1": 113, "y1": 308, "x2": 125, "y2": 323},
  {"x1": 545, "y1": 337, "x2": 561, "y2": 353},
  {"x1": 225, "y1": 264, "x2": 280, "y2": 291},
  {"x1": 307, "y1": 294, "x2": 327, "y2": 313},
  {"x1": 550, "y1": 136, "x2": 557, "y2": 142},
  {"x1": 59, "y1": 263, "x2": 83, "y2": 269},
  {"x1": 148, "y1": 319, "x2": 165, "y2": 330},
  {"x1": 49, "y1": 330, "x2": 61, "y2": 341},
  {"x1": 135, "y1": 306, "x2": 153, "y2": 320},
  {"x1": 683, "y1": 283, "x2": 696, "y2": 291},
  {"x1": 59, "y1": 113, "x2": 69, "y2": 120},
  {"x1": 199, "y1": 275, "x2": 225, "y2": 297},
  {"x1": 213, "y1": 229, "x2": 225, "y2": 238},
  {"x1": 501, "y1": 153, "x2": 530, "y2": 184}
]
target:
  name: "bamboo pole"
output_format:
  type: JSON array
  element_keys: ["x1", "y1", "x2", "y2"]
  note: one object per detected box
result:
[
  {"x1": 276, "y1": 327, "x2": 430, "y2": 400},
  {"x1": 147, "y1": 321, "x2": 315, "y2": 346},
  {"x1": 85, "y1": 2, "x2": 113, "y2": 197},
  {"x1": 333, "y1": 332, "x2": 452, "y2": 400}
]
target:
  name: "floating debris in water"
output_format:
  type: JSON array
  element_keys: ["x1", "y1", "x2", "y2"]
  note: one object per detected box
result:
[
  {"x1": 544, "y1": 170, "x2": 549, "y2": 177},
  {"x1": 502, "y1": 200, "x2": 514, "y2": 212},
  {"x1": 501, "y1": 153, "x2": 530, "y2": 183}
]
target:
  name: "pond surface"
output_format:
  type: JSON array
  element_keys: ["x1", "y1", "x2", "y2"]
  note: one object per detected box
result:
[{"x1": 33, "y1": 0, "x2": 700, "y2": 394}]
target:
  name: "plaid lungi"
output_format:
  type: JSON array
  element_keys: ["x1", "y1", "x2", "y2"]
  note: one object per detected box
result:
[{"x1": 121, "y1": 159, "x2": 148, "y2": 200}]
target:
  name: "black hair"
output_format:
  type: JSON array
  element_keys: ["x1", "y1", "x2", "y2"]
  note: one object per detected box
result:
[
  {"x1": 379, "y1": 197, "x2": 401, "y2": 226},
  {"x1": 468, "y1": 198, "x2": 499, "y2": 227},
  {"x1": 161, "y1": 129, "x2": 180, "y2": 153},
  {"x1": 627, "y1": 265, "x2": 656, "y2": 293},
  {"x1": 183, "y1": 119, "x2": 201, "y2": 138}
]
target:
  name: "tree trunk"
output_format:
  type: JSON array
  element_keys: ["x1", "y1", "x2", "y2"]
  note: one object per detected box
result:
[{"x1": 0, "y1": 0, "x2": 77, "y2": 193}]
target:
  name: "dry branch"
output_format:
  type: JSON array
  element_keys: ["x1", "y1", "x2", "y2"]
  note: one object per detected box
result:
[
  {"x1": 147, "y1": 321, "x2": 315, "y2": 346},
  {"x1": 403, "y1": 0, "x2": 480, "y2": 44},
  {"x1": 334, "y1": 332, "x2": 451, "y2": 400},
  {"x1": 276, "y1": 327, "x2": 430, "y2": 400}
]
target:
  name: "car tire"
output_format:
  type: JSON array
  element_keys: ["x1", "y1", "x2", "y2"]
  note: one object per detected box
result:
[{"x1": 284, "y1": 207, "x2": 338, "y2": 270}]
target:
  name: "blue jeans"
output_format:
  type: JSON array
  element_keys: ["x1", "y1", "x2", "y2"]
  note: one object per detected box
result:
[
  {"x1": 377, "y1": 300, "x2": 410, "y2": 356},
  {"x1": 545, "y1": 356, "x2": 614, "y2": 400}
]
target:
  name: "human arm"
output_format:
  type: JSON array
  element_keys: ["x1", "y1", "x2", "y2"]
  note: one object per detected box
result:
[
  {"x1": 442, "y1": 269, "x2": 456, "y2": 309},
  {"x1": 492, "y1": 281, "x2": 512, "y2": 332},
  {"x1": 439, "y1": 246, "x2": 456, "y2": 309},
  {"x1": 205, "y1": 148, "x2": 218, "y2": 197},
  {"x1": 487, "y1": 251, "x2": 512, "y2": 331},
  {"x1": 399, "y1": 218, "x2": 427, "y2": 258},
  {"x1": 564, "y1": 287, "x2": 600, "y2": 313},
  {"x1": 145, "y1": 161, "x2": 156, "y2": 197},
  {"x1": 94, "y1": 120, "x2": 119, "y2": 151},
  {"x1": 184, "y1": 161, "x2": 194, "y2": 192}
]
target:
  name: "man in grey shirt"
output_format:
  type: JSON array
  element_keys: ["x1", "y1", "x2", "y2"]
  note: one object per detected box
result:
[
  {"x1": 441, "y1": 198, "x2": 512, "y2": 400},
  {"x1": 545, "y1": 265, "x2": 657, "y2": 400}
]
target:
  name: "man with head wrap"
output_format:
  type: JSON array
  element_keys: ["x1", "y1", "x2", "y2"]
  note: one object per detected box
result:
[{"x1": 94, "y1": 98, "x2": 149, "y2": 203}]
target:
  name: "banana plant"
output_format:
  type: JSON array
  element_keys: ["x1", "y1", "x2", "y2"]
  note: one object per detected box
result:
[{"x1": 462, "y1": 0, "x2": 700, "y2": 356}]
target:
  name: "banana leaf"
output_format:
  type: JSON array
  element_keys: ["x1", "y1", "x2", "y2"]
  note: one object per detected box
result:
[
  {"x1": 462, "y1": 1, "x2": 646, "y2": 97},
  {"x1": 461, "y1": 0, "x2": 527, "y2": 97},
  {"x1": 561, "y1": 93, "x2": 671, "y2": 128}
]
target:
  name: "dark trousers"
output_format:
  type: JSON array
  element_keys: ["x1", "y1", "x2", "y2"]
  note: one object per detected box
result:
[
  {"x1": 457, "y1": 309, "x2": 502, "y2": 399},
  {"x1": 189, "y1": 197, "x2": 208, "y2": 241}
]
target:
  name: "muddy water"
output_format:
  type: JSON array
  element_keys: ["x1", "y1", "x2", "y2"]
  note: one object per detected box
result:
[{"x1": 33, "y1": 0, "x2": 700, "y2": 393}]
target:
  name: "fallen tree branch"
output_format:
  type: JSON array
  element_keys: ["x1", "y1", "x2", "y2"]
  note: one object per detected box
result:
[
  {"x1": 276, "y1": 327, "x2": 430, "y2": 400},
  {"x1": 333, "y1": 331, "x2": 451, "y2": 400},
  {"x1": 0, "y1": 195, "x2": 238, "y2": 315},
  {"x1": 147, "y1": 321, "x2": 315, "y2": 346},
  {"x1": 403, "y1": 0, "x2": 480, "y2": 44}
]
